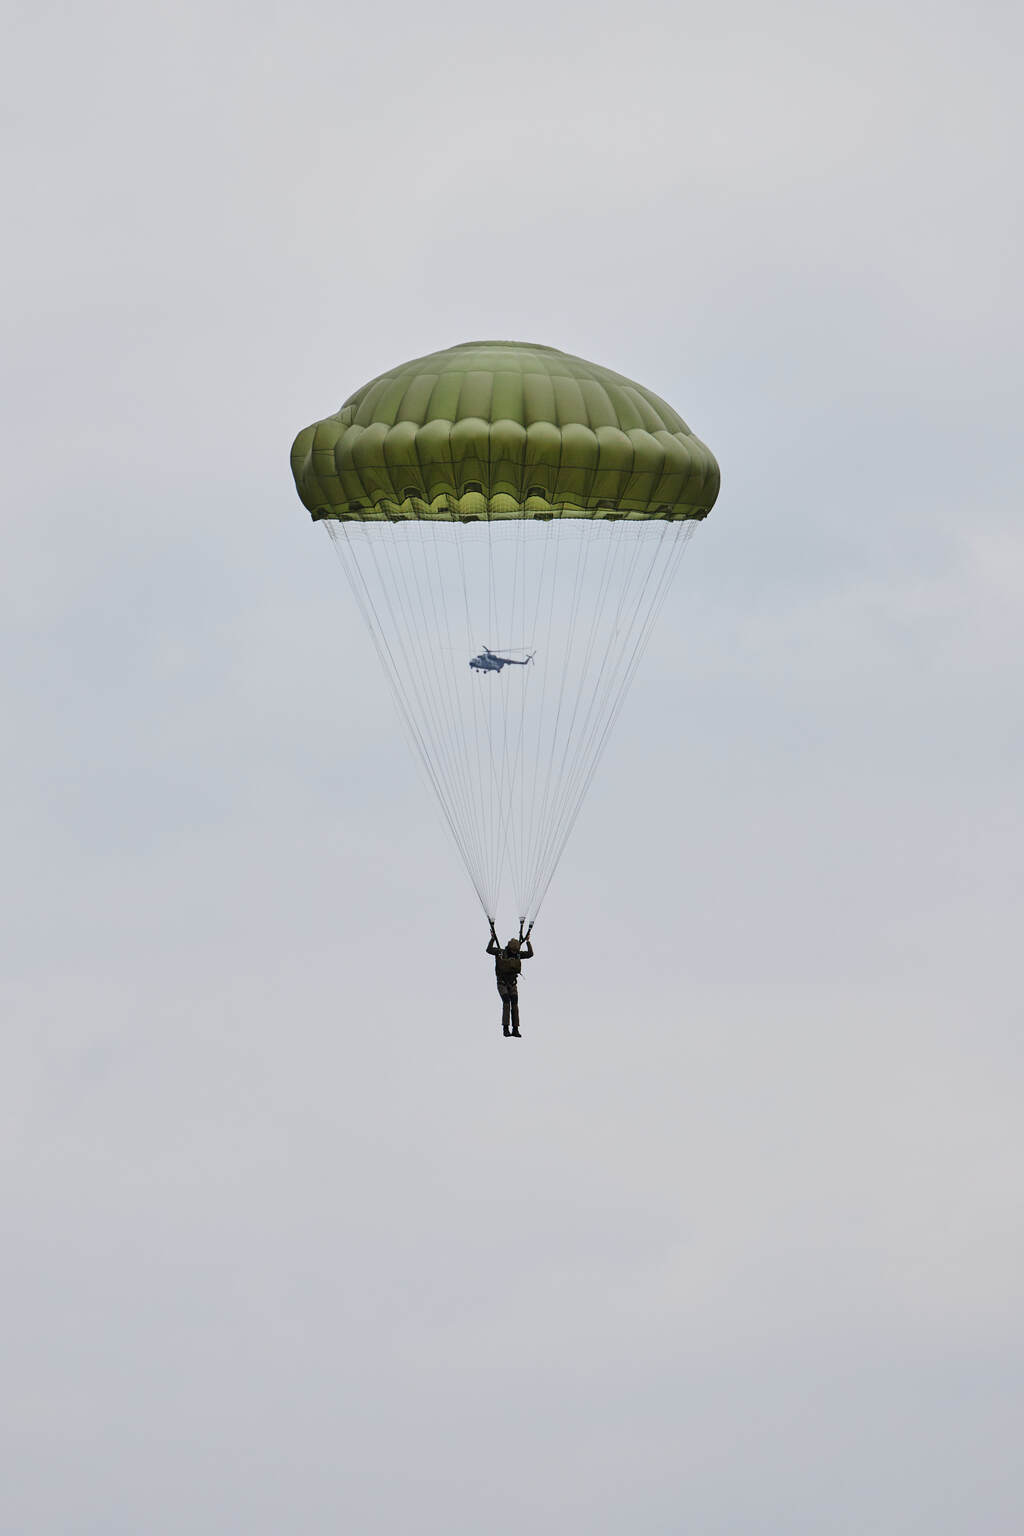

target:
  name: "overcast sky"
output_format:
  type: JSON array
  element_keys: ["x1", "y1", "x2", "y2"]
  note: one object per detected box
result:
[{"x1": 3, "y1": 1, "x2": 1023, "y2": 1531}]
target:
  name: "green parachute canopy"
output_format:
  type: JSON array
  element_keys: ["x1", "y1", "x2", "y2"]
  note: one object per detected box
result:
[{"x1": 290, "y1": 339, "x2": 720, "y2": 523}]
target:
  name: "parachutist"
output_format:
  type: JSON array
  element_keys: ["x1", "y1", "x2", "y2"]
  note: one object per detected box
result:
[{"x1": 487, "y1": 921, "x2": 534, "y2": 1038}]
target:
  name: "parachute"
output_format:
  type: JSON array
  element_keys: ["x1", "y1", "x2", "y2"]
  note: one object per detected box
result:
[{"x1": 291, "y1": 340, "x2": 719, "y2": 926}]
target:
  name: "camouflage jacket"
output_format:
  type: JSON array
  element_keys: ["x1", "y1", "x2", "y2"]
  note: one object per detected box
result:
[{"x1": 487, "y1": 936, "x2": 534, "y2": 982}]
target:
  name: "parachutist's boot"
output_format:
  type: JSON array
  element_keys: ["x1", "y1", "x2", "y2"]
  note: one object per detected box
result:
[{"x1": 511, "y1": 1027, "x2": 521, "y2": 1038}]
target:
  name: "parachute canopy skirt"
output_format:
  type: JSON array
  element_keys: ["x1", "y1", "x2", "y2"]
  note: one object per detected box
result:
[{"x1": 291, "y1": 341, "x2": 720, "y2": 925}]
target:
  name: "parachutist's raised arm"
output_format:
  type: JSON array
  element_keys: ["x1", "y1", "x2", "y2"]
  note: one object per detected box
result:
[
  {"x1": 521, "y1": 925, "x2": 534, "y2": 961},
  {"x1": 487, "y1": 917, "x2": 500, "y2": 956}
]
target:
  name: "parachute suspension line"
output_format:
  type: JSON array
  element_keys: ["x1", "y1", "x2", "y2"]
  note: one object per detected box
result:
[
  {"x1": 373, "y1": 526, "x2": 488, "y2": 905},
  {"x1": 492, "y1": 514, "x2": 532, "y2": 916},
  {"x1": 515, "y1": 513, "x2": 533, "y2": 915},
  {"x1": 466, "y1": 516, "x2": 535, "y2": 919},
  {"x1": 519, "y1": 519, "x2": 566, "y2": 920},
  {"x1": 412, "y1": 523, "x2": 485, "y2": 899},
  {"x1": 520, "y1": 522, "x2": 619, "y2": 919},
  {"x1": 525, "y1": 522, "x2": 653, "y2": 913},
  {"x1": 369, "y1": 523, "x2": 491, "y2": 913},
  {"x1": 428, "y1": 526, "x2": 487, "y2": 904},
  {"x1": 326, "y1": 516, "x2": 696, "y2": 929},
  {"x1": 524, "y1": 522, "x2": 626, "y2": 912},
  {"x1": 528, "y1": 521, "x2": 696, "y2": 918},
  {"x1": 483, "y1": 521, "x2": 506, "y2": 906},
  {"x1": 526, "y1": 523, "x2": 675, "y2": 918},
  {"x1": 455, "y1": 528, "x2": 492, "y2": 907},
  {"x1": 385, "y1": 533, "x2": 461, "y2": 827},
  {"x1": 504, "y1": 517, "x2": 543, "y2": 920},
  {"x1": 520, "y1": 523, "x2": 575, "y2": 910},
  {"x1": 325, "y1": 523, "x2": 491, "y2": 915},
  {"x1": 508, "y1": 512, "x2": 535, "y2": 915},
  {"x1": 491, "y1": 521, "x2": 523, "y2": 905},
  {"x1": 525, "y1": 525, "x2": 593, "y2": 904},
  {"x1": 488, "y1": 516, "x2": 506, "y2": 903},
  {"x1": 487, "y1": 514, "x2": 512, "y2": 909},
  {"x1": 546, "y1": 526, "x2": 692, "y2": 909},
  {"x1": 496, "y1": 517, "x2": 523, "y2": 906},
  {"x1": 416, "y1": 523, "x2": 501, "y2": 912}
]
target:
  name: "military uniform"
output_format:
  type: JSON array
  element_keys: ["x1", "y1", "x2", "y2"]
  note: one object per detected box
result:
[{"x1": 486, "y1": 932, "x2": 534, "y2": 1036}]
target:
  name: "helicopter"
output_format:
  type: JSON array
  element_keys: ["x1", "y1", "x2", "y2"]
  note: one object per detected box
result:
[{"x1": 469, "y1": 647, "x2": 535, "y2": 674}]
